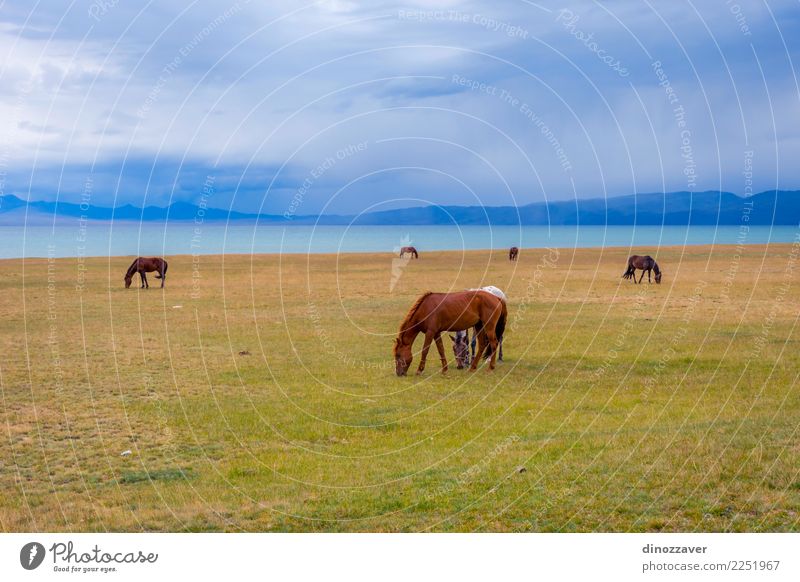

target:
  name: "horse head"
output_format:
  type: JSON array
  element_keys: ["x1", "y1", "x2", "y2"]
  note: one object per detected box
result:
[
  {"x1": 394, "y1": 337, "x2": 413, "y2": 376},
  {"x1": 450, "y1": 332, "x2": 470, "y2": 369},
  {"x1": 124, "y1": 274, "x2": 133, "y2": 288}
]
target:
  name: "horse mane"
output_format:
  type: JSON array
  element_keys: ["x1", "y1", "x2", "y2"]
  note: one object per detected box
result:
[
  {"x1": 125, "y1": 258, "x2": 139, "y2": 278},
  {"x1": 394, "y1": 292, "x2": 433, "y2": 353},
  {"x1": 652, "y1": 260, "x2": 661, "y2": 275}
]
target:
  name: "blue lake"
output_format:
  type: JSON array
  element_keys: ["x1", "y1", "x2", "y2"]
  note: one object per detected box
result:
[{"x1": 0, "y1": 223, "x2": 798, "y2": 259}]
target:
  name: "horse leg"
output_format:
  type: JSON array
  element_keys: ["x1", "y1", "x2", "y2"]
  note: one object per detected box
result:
[
  {"x1": 470, "y1": 325, "x2": 480, "y2": 360},
  {"x1": 638, "y1": 270, "x2": 645, "y2": 284},
  {"x1": 648, "y1": 269, "x2": 651, "y2": 283},
  {"x1": 416, "y1": 331, "x2": 434, "y2": 375},
  {"x1": 434, "y1": 334, "x2": 448, "y2": 374},
  {"x1": 470, "y1": 331, "x2": 488, "y2": 371},
  {"x1": 484, "y1": 327, "x2": 499, "y2": 371}
]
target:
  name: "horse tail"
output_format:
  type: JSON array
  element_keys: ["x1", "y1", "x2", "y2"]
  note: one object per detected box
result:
[
  {"x1": 483, "y1": 300, "x2": 507, "y2": 359},
  {"x1": 495, "y1": 302, "x2": 507, "y2": 344},
  {"x1": 622, "y1": 260, "x2": 633, "y2": 279},
  {"x1": 155, "y1": 259, "x2": 168, "y2": 278}
]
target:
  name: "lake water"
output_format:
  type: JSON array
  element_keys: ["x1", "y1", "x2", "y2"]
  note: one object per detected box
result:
[{"x1": 0, "y1": 223, "x2": 797, "y2": 259}]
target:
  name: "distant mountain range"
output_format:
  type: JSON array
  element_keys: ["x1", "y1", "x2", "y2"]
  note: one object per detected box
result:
[{"x1": 1, "y1": 190, "x2": 798, "y2": 226}]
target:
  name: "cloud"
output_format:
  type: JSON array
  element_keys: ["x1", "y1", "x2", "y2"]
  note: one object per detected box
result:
[{"x1": 0, "y1": 0, "x2": 798, "y2": 214}]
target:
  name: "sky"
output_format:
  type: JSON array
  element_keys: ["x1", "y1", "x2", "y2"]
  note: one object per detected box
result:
[{"x1": 0, "y1": 0, "x2": 798, "y2": 215}]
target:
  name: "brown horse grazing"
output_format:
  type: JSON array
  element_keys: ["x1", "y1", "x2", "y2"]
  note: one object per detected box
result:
[
  {"x1": 622, "y1": 255, "x2": 661, "y2": 284},
  {"x1": 125, "y1": 257, "x2": 168, "y2": 288},
  {"x1": 509, "y1": 246, "x2": 519, "y2": 261},
  {"x1": 394, "y1": 290, "x2": 507, "y2": 376},
  {"x1": 399, "y1": 246, "x2": 418, "y2": 259}
]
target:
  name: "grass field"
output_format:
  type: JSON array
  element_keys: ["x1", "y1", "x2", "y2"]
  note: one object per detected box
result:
[{"x1": 1, "y1": 244, "x2": 799, "y2": 532}]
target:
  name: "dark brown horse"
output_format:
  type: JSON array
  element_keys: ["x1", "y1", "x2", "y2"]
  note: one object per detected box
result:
[
  {"x1": 509, "y1": 246, "x2": 519, "y2": 261},
  {"x1": 125, "y1": 257, "x2": 168, "y2": 288},
  {"x1": 622, "y1": 255, "x2": 661, "y2": 284},
  {"x1": 394, "y1": 290, "x2": 507, "y2": 376},
  {"x1": 399, "y1": 246, "x2": 419, "y2": 259}
]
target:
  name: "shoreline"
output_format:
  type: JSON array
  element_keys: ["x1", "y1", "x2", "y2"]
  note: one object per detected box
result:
[
  {"x1": 2, "y1": 241, "x2": 797, "y2": 262},
  {"x1": 1, "y1": 223, "x2": 797, "y2": 260}
]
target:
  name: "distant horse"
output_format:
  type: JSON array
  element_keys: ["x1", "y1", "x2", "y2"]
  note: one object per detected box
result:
[
  {"x1": 399, "y1": 246, "x2": 419, "y2": 259},
  {"x1": 394, "y1": 290, "x2": 507, "y2": 376},
  {"x1": 509, "y1": 246, "x2": 519, "y2": 261},
  {"x1": 125, "y1": 257, "x2": 168, "y2": 288},
  {"x1": 622, "y1": 255, "x2": 661, "y2": 284}
]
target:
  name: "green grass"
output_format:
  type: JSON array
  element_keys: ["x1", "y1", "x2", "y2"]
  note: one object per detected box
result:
[
  {"x1": 0, "y1": 245, "x2": 799, "y2": 531},
  {"x1": 118, "y1": 468, "x2": 195, "y2": 485}
]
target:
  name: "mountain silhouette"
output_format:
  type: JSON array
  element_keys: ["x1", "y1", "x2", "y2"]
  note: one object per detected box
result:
[{"x1": 1, "y1": 190, "x2": 798, "y2": 226}]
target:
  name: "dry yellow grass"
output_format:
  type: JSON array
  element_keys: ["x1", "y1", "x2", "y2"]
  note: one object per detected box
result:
[{"x1": 1, "y1": 244, "x2": 799, "y2": 531}]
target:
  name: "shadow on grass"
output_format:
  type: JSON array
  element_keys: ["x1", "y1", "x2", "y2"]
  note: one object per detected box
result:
[{"x1": 119, "y1": 468, "x2": 195, "y2": 484}]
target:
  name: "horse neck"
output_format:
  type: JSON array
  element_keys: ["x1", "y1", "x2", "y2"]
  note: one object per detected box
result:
[
  {"x1": 398, "y1": 326, "x2": 420, "y2": 348},
  {"x1": 125, "y1": 260, "x2": 138, "y2": 277},
  {"x1": 653, "y1": 261, "x2": 660, "y2": 274}
]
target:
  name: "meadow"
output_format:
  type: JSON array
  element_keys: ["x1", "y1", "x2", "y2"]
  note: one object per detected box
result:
[{"x1": 1, "y1": 244, "x2": 799, "y2": 532}]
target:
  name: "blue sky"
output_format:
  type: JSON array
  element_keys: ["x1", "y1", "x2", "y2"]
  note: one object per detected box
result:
[{"x1": 0, "y1": 0, "x2": 798, "y2": 215}]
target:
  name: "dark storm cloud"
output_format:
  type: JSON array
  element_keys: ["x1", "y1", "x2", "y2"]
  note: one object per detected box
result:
[{"x1": 0, "y1": 1, "x2": 798, "y2": 214}]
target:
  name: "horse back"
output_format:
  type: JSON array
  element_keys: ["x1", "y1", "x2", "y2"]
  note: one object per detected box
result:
[
  {"x1": 418, "y1": 290, "x2": 501, "y2": 332},
  {"x1": 133, "y1": 257, "x2": 166, "y2": 271},
  {"x1": 628, "y1": 254, "x2": 654, "y2": 269}
]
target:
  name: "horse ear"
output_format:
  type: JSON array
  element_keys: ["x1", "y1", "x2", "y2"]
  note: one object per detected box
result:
[{"x1": 449, "y1": 334, "x2": 456, "y2": 342}]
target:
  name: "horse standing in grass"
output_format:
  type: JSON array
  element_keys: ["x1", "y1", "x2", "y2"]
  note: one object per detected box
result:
[
  {"x1": 399, "y1": 246, "x2": 419, "y2": 259},
  {"x1": 622, "y1": 255, "x2": 661, "y2": 284},
  {"x1": 509, "y1": 246, "x2": 519, "y2": 261},
  {"x1": 394, "y1": 290, "x2": 507, "y2": 376},
  {"x1": 125, "y1": 257, "x2": 168, "y2": 288}
]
